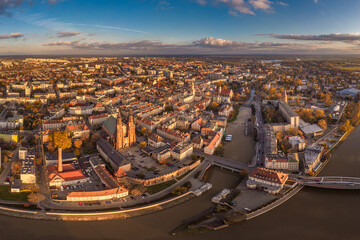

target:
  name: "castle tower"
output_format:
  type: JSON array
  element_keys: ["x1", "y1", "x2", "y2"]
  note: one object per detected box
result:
[
  {"x1": 128, "y1": 109, "x2": 136, "y2": 146},
  {"x1": 58, "y1": 147, "x2": 63, "y2": 173},
  {"x1": 116, "y1": 111, "x2": 124, "y2": 150}
]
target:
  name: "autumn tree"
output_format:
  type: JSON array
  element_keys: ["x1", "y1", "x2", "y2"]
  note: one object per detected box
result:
[
  {"x1": 208, "y1": 102, "x2": 219, "y2": 111},
  {"x1": 317, "y1": 119, "x2": 328, "y2": 130},
  {"x1": 51, "y1": 131, "x2": 72, "y2": 150},
  {"x1": 276, "y1": 131, "x2": 284, "y2": 142},
  {"x1": 289, "y1": 127, "x2": 299, "y2": 136},
  {"x1": 74, "y1": 139, "x2": 82, "y2": 149},
  {"x1": 314, "y1": 109, "x2": 325, "y2": 120},
  {"x1": 74, "y1": 148, "x2": 81, "y2": 157},
  {"x1": 11, "y1": 161, "x2": 22, "y2": 175},
  {"x1": 141, "y1": 127, "x2": 147, "y2": 135},
  {"x1": 139, "y1": 141, "x2": 147, "y2": 149},
  {"x1": 47, "y1": 141, "x2": 56, "y2": 152},
  {"x1": 27, "y1": 193, "x2": 46, "y2": 203}
]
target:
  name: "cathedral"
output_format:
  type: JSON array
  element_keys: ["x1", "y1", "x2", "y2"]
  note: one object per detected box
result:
[{"x1": 102, "y1": 109, "x2": 136, "y2": 150}]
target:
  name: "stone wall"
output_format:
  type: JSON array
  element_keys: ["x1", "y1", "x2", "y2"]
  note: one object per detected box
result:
[{"x1": 124, "y1": 160, "x2": 200, "y2": 186}]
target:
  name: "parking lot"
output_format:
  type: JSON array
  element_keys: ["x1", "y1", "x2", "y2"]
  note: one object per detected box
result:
[
  {"x1": 122, "y1": 146, "x2": 194, "y2": 179},
  {"x1": 53, "y1": 156, "x2": 107, "y2": 200}
]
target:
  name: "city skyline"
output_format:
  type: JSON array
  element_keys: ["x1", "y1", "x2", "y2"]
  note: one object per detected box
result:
[{"x1": 1, "y1": 0, "x2": 360, "y2": 55}]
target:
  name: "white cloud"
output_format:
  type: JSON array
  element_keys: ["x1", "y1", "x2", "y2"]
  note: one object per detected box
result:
[
  {"x1": 196, "y1": 0, "x2": 276, "y2": 15},
  {"x1": 264, "y1": 33, "x2": 360, "y2": 42},
  {"x1": 249, "y1": 0, "x2": 272, "y2": 11},
  {"x1": 0, "y1": 32, "x2": 24, "y2": 39},
  {"x1": 57, "y1": 32, "x2": 81, "y2": 37},
  {"x1": 276, "y1": 1, "x2": 288, "y2": 6}
]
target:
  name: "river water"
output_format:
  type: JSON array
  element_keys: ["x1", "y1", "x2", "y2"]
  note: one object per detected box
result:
[
  {"x1": 2, "y1": 127, "x2": 360, "y2": 240},
  {"x1": 223, "y1": 107, "x2": 255, "y2": 164}
]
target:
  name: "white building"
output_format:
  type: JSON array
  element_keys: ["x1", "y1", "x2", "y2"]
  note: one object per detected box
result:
[
  {"x1": 304, "y1": 145, "x2": 324, "y2": 174},
  {"x1": 288, "y1": 136, "x2": 306, "y2": 151},
  {"x1": 246, "y1": 167, "x2": 288, "y2": 194},
  {"x1": 171, "y1": 142, "x2": 193, "y2": 161},
  {"x1": 264, "y1": 154, "x2": 288, "y2": 171},
  {"x1": 20, "y1": 154, "x2": 36, "y2": 184}
]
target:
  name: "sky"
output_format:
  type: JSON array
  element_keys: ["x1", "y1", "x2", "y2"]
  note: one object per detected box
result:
[{"x1": 1, "y1": 0, "x2": 360, "y2": 55}]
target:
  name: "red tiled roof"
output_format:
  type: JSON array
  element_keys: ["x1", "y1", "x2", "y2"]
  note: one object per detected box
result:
[{"x1": 249, "y1": 167, "x2": 288, "y2": 184}]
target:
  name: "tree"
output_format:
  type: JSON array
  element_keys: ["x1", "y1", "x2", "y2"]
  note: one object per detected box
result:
[
  {"x1": 11, "y1": 161, "x2": 22, "y2": 175},
  {"x1": 326, "y1": 114, "x2": 333, "y2": 123},
  {"x1": 36, "y1": 158, "x2": 42, "y2": 165},
  {"x1": 74, "y1": 139, "x2": 82, "y2": 149},
  {"x1": 51, "y1": 131, "x2": 72, "y2": 150},
  {"x1": 276, "y1": 131, "x2": 284, "y2": 142},
  {"x1": 165, "y1": 105, "x2": 174, "y2": 112},
  {"x1": 171, "y1": 186, "x2": 188, "y2": 195},
  {"x1": 130, "y1": 186, "x2": 146, "y2": 195},
  {"x1": 139, "y1": 141, "x2": 147, "y2": 149},
  {"x1": 317, "y1": 119, "x2": 328, "y2": 130},
  {"x1": 27, "y1": 193, "x2": 46, "y2": 203},
  {"x1": 289, "y1": 127, "x2": 299, "y2": 136},
  {"x1": 314, "y1": 109, "x2": 325, "y2": 120},
  {"x1": 208, "y1": 102, "x2": 219, "y2": 111},
  {"x1": 339, "y1": 124, "x2": 348, "y2": 133},
  {"x1": 141, "y1": 127, "x2": 147, "y2": 135},
  {"x1": 47, "y1": 141, "x2": 56, "y2": 152},
  {"x1": 74, "y1": 148, "x2": 81, "y2": 157}
]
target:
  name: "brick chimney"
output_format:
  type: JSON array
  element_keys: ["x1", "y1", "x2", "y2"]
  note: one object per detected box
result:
[{"x1": 58, "y1": 147, "x2": 63, "y2": 172}]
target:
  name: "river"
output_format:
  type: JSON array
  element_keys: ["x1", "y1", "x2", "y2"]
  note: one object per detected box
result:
[
  {"x1": 223, "y1": 107, "x2": 255, "y2": 164},
  {"x1": 2, "y1": 127, "x2": 360, "y2": 240}
]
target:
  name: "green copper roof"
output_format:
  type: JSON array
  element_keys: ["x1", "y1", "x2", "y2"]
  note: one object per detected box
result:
[{"x1": 103, "y1": 115, "x2": 117, "y2": 136}]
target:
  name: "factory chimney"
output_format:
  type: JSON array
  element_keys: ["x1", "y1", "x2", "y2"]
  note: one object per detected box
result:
[{"x1": 58, "y1": 147, "x2": 63, "y2": 172}]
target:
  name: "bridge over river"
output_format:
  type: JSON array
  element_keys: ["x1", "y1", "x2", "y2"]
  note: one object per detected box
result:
[
  {"x1": 194, "y1": 150, "x2": 251, "y2": 173},
  {"x1": 298, "y1": 176, "x2": 360, "y2": 189}
]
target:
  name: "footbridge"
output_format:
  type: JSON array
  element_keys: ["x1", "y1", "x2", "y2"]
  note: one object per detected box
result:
[
  {"x1": 194, "y1": 150, "x2": 250, "y2": 173},
  {"x1": 298, "y1": 176, "x2": 360, "y2": 189}
]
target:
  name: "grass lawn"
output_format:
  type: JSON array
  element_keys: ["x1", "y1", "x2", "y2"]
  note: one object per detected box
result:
[
  {"x1": 228, "y1": 105, "x2": 240, "y2": 123},
  {"x1": 146, "y1": 180, "x2": 177, "y2": 195},
  {"x1": 0, "y1": 185, "x2": 29, "y2": 201}
]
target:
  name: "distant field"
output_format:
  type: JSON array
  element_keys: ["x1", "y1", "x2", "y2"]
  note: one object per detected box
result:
[{"x1": 336, "y1": 66, "x2": 360, "y2": 71}]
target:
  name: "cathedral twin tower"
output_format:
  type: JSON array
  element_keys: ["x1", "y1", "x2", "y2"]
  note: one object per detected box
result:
[{"x1": 115, "y1": 109, "x2": 136, "y2": 150}]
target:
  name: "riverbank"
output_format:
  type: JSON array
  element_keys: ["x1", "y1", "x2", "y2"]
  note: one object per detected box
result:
[{"x1": 0, "y1": 190, "x2": 196, "y2": 221}]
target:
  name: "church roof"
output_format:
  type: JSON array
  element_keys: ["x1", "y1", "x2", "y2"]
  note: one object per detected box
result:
[{"x1": 102, "y1": 115, "x2": 117, "y2": 136}]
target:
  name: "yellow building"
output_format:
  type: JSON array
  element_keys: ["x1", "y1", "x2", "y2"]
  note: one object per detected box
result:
[{"x1": 0, "y1": 131, "x2": 19, "y2": 143}]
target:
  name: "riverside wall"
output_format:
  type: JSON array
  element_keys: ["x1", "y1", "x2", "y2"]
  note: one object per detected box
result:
[
  {"x1": 0, "y1": 192, "x2": 195, "y2": 221},
  {"x1": 124, "y1": 160, "x2": 200, "y2": 186}
]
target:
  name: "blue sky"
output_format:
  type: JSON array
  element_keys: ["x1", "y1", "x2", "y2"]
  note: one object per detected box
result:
[{"x1": 1, "y1": 0, "x2": 360, "y2": 55}]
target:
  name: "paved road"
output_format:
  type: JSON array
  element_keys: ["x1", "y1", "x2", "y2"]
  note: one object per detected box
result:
[
  {"x1": 253, "y1": 94, "x2": 265, "y2": 167},
  {"x1": 0, "y1": 162, "x2": 10, "y2": 184}
]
